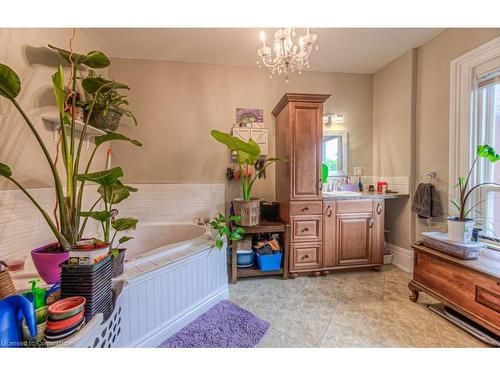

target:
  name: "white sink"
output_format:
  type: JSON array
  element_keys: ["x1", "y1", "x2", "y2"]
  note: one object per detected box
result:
[{"x1": 323, "y1": 191, "x2": 363, "y2": 197}]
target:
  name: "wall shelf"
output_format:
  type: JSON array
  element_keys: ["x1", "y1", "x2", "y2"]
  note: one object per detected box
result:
[{"x1": 42, "y1": 116, "x2": 106, "y2": 149}]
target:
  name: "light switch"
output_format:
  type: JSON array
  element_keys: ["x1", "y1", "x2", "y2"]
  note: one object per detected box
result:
[{"x1": 354, "y1": 167, "x2": 363, "y2": 176}]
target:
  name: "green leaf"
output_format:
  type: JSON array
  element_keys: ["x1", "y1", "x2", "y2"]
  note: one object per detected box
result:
[
  {"x1": 79, "y1": 210, "x2": 111, "y2": 222},
  {"x1": 48, "y1": 45, "x2": 110, "y2": 68},
  {"x1": 229, "y1": 232, "x2": 243, "y2": 241},
  {"x1": 82, "y1": 76, "x2": 129, "y2": 94},
  {"x1": 98, "y1": 180, "x2": 137, "y2": 204},
  {"x1": 211, "y1": 130, "x2": 238, "y2": 150},
  {"x1": 215, "y1": 239, "x2": 223, "y2": 250},
  {"x1": 477, "y1": 144, "x2": 500, "y2": 163},
  {"x1": 0, "y1": 63, "x2": 21, "y2": 99},
  {"x1": 235, "y1": 226, "x2": 245, "y2": 234},
  {"x1": 109, "y1": 248, "x2": 120, "y2": 258},
  {"x1": 210, "y1": 130, "x2": 260, "y2": 157},
  {"x1": 0, "y1": 162, "x2": 12, "y2": 177},
  {"x1": 118, "y1": 236, "x2": 133, "y2": 244},
  {"x1": 51, "y1": 64, "x2": 66, "y2": 113},
  {"x1": 77, "y1": 167, "x2": 123, "y2": 186},
  {"x1": 112, "y1": 217, "x2": 138, "y2": 232},
  {"x1": 228, "y1": 215, "x2": 242, "y2": 223},
  {"x1": 95, "y1": 132, "x2": 142, "y2": 147}
]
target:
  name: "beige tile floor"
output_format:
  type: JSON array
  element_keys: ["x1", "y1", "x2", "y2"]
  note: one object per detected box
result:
[{"x1": 229, "y1": 265, "x2": 488, "y2": 348}]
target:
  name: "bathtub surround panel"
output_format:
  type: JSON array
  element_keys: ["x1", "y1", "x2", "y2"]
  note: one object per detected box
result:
[
  {"x1": 120, "y1": 243, "x2": 228, "y2": 347},
  {"x1": 114, "y1": 183, "x2": 224, "y2": 224}
]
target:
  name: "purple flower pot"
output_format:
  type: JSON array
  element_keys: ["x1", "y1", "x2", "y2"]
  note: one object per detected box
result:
[{"x1": 31, "y1": 243, "x2": 68, "y2": 284}]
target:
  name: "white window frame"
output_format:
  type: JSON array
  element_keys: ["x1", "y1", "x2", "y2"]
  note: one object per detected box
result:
[
  {"x1": 449, "y1": 36, "x2": 500, "y2": 246},
  {"x1": 323, "y1": 129, "x2": 348, "y2": 177}
]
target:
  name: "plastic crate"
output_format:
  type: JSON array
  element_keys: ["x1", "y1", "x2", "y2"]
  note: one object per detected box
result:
[{"x1": 256, "y1": 252, "x2": 283, "y2": 271}]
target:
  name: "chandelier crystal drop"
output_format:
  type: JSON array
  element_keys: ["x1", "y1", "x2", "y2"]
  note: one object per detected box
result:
[{"x1": 256, "y1": 28, "x2": 318, "y2": 82}]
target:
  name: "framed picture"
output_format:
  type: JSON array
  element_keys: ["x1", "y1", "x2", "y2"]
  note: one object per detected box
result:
[{"x1": 236, "y1": 108, "x2": 263, "y2": 124}]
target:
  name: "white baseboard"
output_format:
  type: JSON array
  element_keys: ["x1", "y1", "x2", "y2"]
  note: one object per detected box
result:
[
  {"x1": 385, "y1": 243, "x2": 413, "y2": 273},
  {"x1": 134, "y1": 286, "x2": 229, "y2": 348}
]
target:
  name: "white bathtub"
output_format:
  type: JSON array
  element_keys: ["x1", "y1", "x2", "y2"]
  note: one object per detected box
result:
[
  {"x1": 124, "y1": 223, "x2": 208, "y2": 264},
  {"x1": 117, "y1": 223, "x2": 228, "y2": 347}
]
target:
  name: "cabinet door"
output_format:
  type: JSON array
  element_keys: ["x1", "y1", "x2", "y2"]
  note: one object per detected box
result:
[
  {"x1": 336, "y1": 212, "x2": 373, "y2": 266},
  {"x1": 290, "y1": 103, "x2": 322, "y2": 200},
  {"x1": 372, "y1": 199, "x2": 385, "y2": 264},
  {"x1": 323, "y1": 201, "x2": 336, "y2": 268}
]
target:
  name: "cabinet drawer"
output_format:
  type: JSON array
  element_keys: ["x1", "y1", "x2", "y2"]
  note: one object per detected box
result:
[
  {"x1": 335, "y1": 200, "x2": 372, "y2": 214},
  {"x1": 291, "y1": 216, "x2": 322, "y2": 242},
  {"x1": 290, "y1": 201, "x2": 322, "y2": 216},
  {"x1": 291, "y1": 242, "x2": 322, "y2": 270}
]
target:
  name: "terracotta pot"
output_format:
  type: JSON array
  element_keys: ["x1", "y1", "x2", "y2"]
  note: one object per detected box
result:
[
  {"x1": 31, "y1": 243, "x2": 68, "y2": 284},
  {"x1": 233, "y1": 198, "x2": 260, "y2": 226},
  {"x1": 448, "y1": 218, "x2": 474, "y2": 243}
]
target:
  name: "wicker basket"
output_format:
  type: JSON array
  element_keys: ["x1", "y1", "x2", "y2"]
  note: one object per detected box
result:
[
  {"x1": 86, "y1": 108, "x2": 122, "y2": 131},
  {"x1": 233, "y1": 198, "x2": 260, "y2": 226},
  {"x1": 0, "y1": 270, "x2": 16, "y2": 299}
]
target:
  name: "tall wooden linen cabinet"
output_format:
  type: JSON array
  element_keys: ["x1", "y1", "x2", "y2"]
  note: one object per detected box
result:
[{"x1": 272, "y1": 93, "x2": 330, "y2": 278}]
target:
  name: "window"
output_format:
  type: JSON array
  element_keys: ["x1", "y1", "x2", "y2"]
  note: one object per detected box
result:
[
  {"x1": 477, "y1": 77, "x2": 500, "y2": 241},
  {"x1": 322, "y1": 130, "x2": 347, "y2": 176},
  {"x1": 449, "y1": 36, "x2": 500, "y2": 245}
]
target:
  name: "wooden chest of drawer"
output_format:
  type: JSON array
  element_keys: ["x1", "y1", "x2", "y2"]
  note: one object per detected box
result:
[
  {"x1": 290, "y1": 201, "x2": 322, "y2": 216},
  {"x1": 290, "y1": 242, "x2": 322, "y2": 270},
  {"x1": 412, "y1": 246, "x2": 500, "y2": 335},
  {"x1": 291, "y1": 215, "x2": 322, "y2": 242}
]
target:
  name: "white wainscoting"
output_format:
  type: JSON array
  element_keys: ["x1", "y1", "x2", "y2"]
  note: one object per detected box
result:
[
  {"x1": 120, "y1": 244, "x2": 228, "y2": 347},
  {"x1": 385, "y1": 243, "x2": 413, "y2": 273}
]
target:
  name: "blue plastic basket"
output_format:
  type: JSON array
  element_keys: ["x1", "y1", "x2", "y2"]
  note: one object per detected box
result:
[{"x1": 256, "y1": 252, "x2": 283, "y2": 271}]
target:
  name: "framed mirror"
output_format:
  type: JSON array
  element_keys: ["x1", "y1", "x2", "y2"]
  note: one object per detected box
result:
[{"x1": 322, "y1": 130, "x2": 348, "y2": 176}]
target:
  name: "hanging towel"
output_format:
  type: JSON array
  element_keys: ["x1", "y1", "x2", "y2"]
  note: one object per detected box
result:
[{"x1": 412, "y1": 183, "x2": 443, "y2": 219}]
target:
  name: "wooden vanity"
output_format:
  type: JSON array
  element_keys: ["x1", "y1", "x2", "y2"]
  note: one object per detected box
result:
[{"x1": 273, "y1": 93, "x2": 407, "y2": 277}]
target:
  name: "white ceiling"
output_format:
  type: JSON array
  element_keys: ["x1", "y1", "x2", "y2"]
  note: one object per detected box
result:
[{"x1": 82, "y1": 28, "x2": 443, "y2": 73}]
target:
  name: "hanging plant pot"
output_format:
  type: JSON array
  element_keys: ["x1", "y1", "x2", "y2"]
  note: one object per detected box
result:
[
  {"x1": 111, "y1": 248, "x2": 126, "y2": 278},
  {"x1": 233, "y1": 198, "x2": 260, "y2": 226},
  {"x1": 447, "y1": 217, "x2": 474, "y2": 243},
  {"x1": 86, "y1": 107, "x2": 122, "y2": 131}
]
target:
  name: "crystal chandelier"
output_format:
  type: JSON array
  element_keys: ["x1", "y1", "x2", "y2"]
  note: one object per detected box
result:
[{"x1": 257, "y1": 28, "x2": 319, "y2": 82}]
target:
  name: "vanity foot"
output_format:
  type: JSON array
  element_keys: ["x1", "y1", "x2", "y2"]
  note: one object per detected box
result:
[
  {"x1": 311, "y1": 271, "x2": 321, "y2": 277},
  {"x1": 290, "y1": 273, "x2": 298, "y2": 279},
  {"x1": 408, "y1": 281, "x2": 420, "y2": 302}
]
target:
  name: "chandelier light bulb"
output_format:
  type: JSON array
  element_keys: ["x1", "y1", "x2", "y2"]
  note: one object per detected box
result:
[{"x1": 259, "y1": 31, "x2": 266, "y2": 47}]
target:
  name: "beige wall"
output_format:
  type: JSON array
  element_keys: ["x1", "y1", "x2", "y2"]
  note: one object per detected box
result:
[
  {"x1": 373, "y1": 49, "x2": 417, "y2": 249},
  {"x1": 109, "y1": 58, "x2": 373, "y2": 202},
  {"x1": 415, "y1": 28, "x2": 500, "y2": 236},
  {"x1": 0, "y1": 29, "x2": 109, "y2": 190}
]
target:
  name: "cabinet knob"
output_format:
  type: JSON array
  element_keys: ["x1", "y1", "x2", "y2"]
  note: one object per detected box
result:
[
  {"x1": 376, "y1": 203, "x2": 383, "y2": 215},
  {"x1": 302, "y1": 207, "x2": 309, "y2": 212},
  {"x1": 302, "y1": 227, "x2": 309, "y2": 232},
  {"x1": 369, "y1": 219, "x2": 374, "y2": 228},
  {"x1": 326, "y1": 205, "x2": 332, "y2": 217},
  {"x1": 302, "y1": 254, "x2": 309, "y2": 260}
]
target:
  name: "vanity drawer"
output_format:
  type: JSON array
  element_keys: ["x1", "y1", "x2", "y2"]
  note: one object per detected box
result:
[
  {"x1": 335, "y1": 199, "x2": 373, "y2": 214},
  {"x1": 291, "y1": 215, "x2": 322, "y2": 242},
  {"x1": 291, "y1": 242, "x2": 322, "y2": 270},
  {"x1": 290, "y1": 201, "x2": 322, "y2": 216}
]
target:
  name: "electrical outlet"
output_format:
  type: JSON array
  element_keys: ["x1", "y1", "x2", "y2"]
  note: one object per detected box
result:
[{"x1": 354, "y1": 167, "x2": 363, "y2": 176}]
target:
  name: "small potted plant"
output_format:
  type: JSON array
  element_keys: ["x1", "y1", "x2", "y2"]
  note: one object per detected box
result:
[
  {"x1": 209, "y1": 213, "x2": 245, "y2": 250},
  {"x1": 80, "y1": 72, "x2": 138, "y2": 131},
  {"x1": 449, "y1": 144, "x2": 499, "y2": 243},
  {"x1": 210, "y1": 130, "x2": 285, "y2": 226}
]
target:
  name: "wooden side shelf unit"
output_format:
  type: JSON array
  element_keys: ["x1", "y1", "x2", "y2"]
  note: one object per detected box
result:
[{"x1": 229, "y1": 220, "x2": 290, "y2": 284}]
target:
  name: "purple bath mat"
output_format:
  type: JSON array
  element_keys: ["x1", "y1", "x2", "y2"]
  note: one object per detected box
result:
[{"x1": 158, "y1": 300, "x2": 270, "y2": 348}]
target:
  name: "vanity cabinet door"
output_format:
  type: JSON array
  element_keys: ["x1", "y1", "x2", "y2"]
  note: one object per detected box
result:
[
  {"x1": 323, "y1": 201, "x2": 336, "y2": 268},
  {"x1": 290, "y1": 103, "x2": 323, "y2": 201},
  {"x1": 335, "y1": 212, "x2": 373, "y2": 266}
]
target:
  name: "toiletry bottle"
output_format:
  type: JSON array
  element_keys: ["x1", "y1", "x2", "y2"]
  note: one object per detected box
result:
[{"x1": 357, "y1": 177, "x2": 363, "y2": 192}]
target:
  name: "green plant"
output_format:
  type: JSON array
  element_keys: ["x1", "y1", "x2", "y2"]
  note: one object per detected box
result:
[
  {"x1": 210, "y1": 213, "x2": 245, "y2": 250},
  {"x1": 451, "y1": 144, "x2": 500, "y2": 221},
  {"x1": 0, "y1": 43, "x2": 141, "y2": 251},
  {"x1": 80, "y1": 73, "x2": 138, "y2": 126},
  {"x1": 210, "y1": 130, "x2": 285, "y2": 201}
]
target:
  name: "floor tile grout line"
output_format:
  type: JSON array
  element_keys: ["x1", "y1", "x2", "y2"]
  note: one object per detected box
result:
[
  {"x1": 317, "y1": 282, "x2": 346, "y2": 347},
  {"x1": 429, "y1": 305, "x2": 445, "y2": 347},
  {"x1": 379, "y1": 273, "x2": 387, "y2": 347}
]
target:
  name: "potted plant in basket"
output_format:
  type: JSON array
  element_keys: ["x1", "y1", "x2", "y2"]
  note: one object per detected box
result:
[
  {"x1": 449, "y1": 144, "x2": 500, "y2": 243},
  {"x1": 210, "y1": 130, "x2": 285, "y2": 226},
  {"x1": 0, "y1": 42, "x2": 142, "y2": 283},
  {"x1": 80, "y1": 72, "x2": 138, "y2": 131}
]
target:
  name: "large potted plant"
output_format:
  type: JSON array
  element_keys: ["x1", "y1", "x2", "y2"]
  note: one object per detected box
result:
[
  {"x1": 449, "y1": 144, "x2": 499, "y2": 243},
  {"x1": 210, "y1": 130, "x2": 284, "y2": 226},
  {"x1": 80, "y1": 72, "x2": 138, "y2": 131},
  {"x1": 0, "y1": 43, "x2": 141, "y2": 283}
]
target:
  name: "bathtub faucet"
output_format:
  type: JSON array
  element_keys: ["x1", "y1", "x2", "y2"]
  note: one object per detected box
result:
[{"x1": 194, "y1": 217, "x2": 211, "y2": 226}]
